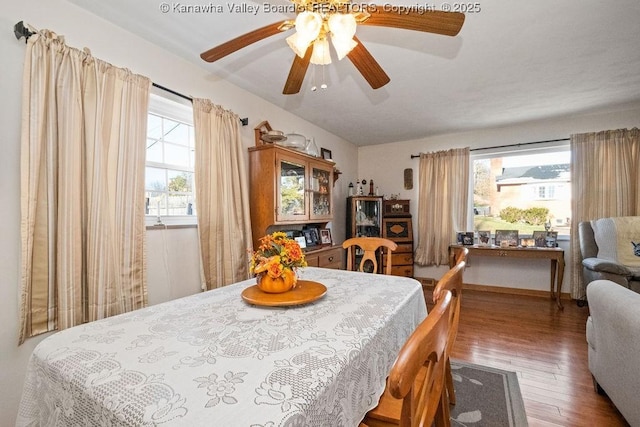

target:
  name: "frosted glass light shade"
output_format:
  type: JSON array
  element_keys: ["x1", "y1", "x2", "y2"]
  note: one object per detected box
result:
[
  {"x1": 286, "y1": 11, "x2": 322, "y2": 57},
  {"x1": 310, "y1": 38, "x2": 331, "y2": 65},
  {"x1": 328, "y1": 13, "x2": 357, "y2": 39},
  {"x1": 328, "y1": 13, "x2": 358, "y2": 60},
  {"x1": 331, "y1": 37, "x2": 358, "y2": 60}
]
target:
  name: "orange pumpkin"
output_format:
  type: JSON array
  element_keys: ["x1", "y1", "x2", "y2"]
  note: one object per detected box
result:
[{"x1": 257, "y1": 269, "x2": 296, "y2": 293}]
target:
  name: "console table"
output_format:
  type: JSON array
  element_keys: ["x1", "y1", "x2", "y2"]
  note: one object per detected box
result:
[{"x1": 449, "y1": 245, "x2": 565, "y2": 309}]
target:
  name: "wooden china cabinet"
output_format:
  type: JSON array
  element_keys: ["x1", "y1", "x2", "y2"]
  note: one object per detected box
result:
[{"x1": 248, "y1": 143, "x2": 343, "y2": 269}]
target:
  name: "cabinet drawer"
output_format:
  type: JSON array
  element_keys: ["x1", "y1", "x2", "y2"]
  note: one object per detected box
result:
[
  {"x1": 394, "y1": 243, "x2": 413, "y2": 253},
  {"x1": 305, "y1": 254, "x2": 320, "y2": 267},
  {"x1": 319, "y1": 247, "x2": 343, "y2": 269},
  {"x1": 387, "y1": 253, "x2": 414, "y2": 266},
  {"x1": 388, "y1": 265, "x2": 414, "y2": 277}
]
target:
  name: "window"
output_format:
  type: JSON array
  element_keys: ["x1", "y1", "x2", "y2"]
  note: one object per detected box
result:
[
  {"x1": 472, "y1": 148, "x2": 571, "y2": 236},
  {"x1": 145, "y1": 92, "x2": 196, "y2": 225}
]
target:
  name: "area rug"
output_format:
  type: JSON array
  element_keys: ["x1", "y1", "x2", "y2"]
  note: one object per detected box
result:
[{"x1": 450, "y1": 360, "x2": 528, "y2": 426}]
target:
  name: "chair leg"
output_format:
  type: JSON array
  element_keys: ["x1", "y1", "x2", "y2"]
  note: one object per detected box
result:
[
  {"x1": 435, "y1": 392, "x2": 451, "y2": 427},
  {"x1": 445, "y1": 358, "x2": 456, "y2": 405}
]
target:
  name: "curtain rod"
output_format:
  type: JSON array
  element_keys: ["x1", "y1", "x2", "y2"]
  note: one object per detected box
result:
[
  {"x1": 410, "y1": 137, "x2": 570, "y2": 159},
  {"x1": 152, "y1": 83, "x2": 249, "y2": 126},
  {"x1": 13, "y1": 21, "x2": 248, "y2": 126}
]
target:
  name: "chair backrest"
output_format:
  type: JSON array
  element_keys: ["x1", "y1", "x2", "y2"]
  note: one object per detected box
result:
[
  {"x1": 387, "y1": 290, "x2": 452, "y2": 427},
  {"x1": 578, "y1": 221, "x2": 598, "y2": 259},
  {"x1": 342, "y1": 237, "x2": 398, "y2": 275},
  {"x1": 454, "y1": 246, "x2": 469, "y2": 265},
  {"x1": 433, "y1": 257, "x2": 466, "y2": 357}
]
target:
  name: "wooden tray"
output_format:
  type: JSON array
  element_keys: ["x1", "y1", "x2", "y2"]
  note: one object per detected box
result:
[{"x1": 241, "y1": 280, "x2": 327, "y2": 307}]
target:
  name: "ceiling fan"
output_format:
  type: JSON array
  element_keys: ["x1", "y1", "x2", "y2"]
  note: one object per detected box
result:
[{"x1": 200, "y1": 1, "x2": 465, "y2": 95}]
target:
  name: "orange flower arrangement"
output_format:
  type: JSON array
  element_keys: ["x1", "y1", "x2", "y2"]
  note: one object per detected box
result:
[{"x1": 250, "y1": 232, "x2": 307, "y2": 288}]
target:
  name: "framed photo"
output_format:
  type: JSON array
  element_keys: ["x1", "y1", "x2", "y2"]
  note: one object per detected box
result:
[
  {"x1": 320, "y1": 148, "x2": 332, "y2": 160},
  {"x1": 462, "y1": 232, "x2": 475, "y2": 246},
  {"x1": 320, "y1": 228, "x2": 332, "y2": 245},
  {"x1": 533, "y1": 231, "x2": 558, "y2": 248},
  {"x1": 495, "y1": 230, "x2": 519, "y2": 247},
  {"x1": 295, "y1": 236, "x2": 307, "y2": 249},
  {"x1": 477, "y1": 230, "x2": 491, "y2": 246},
  {"x1": 304, "y1": 228, "x2": 320, "y2": 247},
  {"x1": 456, "y1": 231, "x2": 474, "y2": 245}
]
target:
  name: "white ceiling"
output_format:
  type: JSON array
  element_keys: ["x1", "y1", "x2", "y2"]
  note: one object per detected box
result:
[{"x1": 67, "y1": 0, "x2": 640, "y2": 146}]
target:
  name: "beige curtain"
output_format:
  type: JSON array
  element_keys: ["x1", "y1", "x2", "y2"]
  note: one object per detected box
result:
[
  {"x1": 19, "y1": 30, "x2": 150, "y2": 344},
  {"x1": 414, "y1": 148, "x2": 470, "y2": 266},
  {"x1": 570, "y1": 128, "x2": 640, "y2": 299},
  {"x1": 193, "y1": 99, "x2": 253, "y2": 289}
]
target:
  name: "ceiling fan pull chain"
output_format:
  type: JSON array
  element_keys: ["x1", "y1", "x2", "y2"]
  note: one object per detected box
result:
[
  {"x1": 311, "y1": 64, "x2": 317, "y2": 91},
  {"x1": 321, "y1": 65, "x2": 327, "y2": 90}
]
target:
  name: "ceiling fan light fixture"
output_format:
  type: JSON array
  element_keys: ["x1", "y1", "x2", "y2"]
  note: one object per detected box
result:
[
  {"x1": 310, "y1": 37, "x2": 331, "y2": 65},
  {"x1": 328, "y1": 13, "x2": 358, "y2": 60},
  {"x1": 328, "y1": 13, "x2": 357, "y2": 39},
  {"x1": 287, "y1": 11, "x2": 322, "y2": 57},
  {"x1": 332, "y1": 37, "x2": 357, "y2": 60}
]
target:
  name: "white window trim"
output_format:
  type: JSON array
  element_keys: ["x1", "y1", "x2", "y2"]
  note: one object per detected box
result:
[{"x1": 145, "y1": 91, "x2": 197, "y2": 227}]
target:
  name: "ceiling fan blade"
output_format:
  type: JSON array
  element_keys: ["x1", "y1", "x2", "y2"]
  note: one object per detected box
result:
[
  {"x1": 346, "y1": 37, "x2": 390, "y2": 89},
  {"x1": 200, "y1": 21, "x2": 288, "y2": 62},
  {"x1": 283, "y1": 47, "x2": 312, "y2": 95},
  {"x1": 361, "y1": 7, "x2": 464, "y2": 36}
]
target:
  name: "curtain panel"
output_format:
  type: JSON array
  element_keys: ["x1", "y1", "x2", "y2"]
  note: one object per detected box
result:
[
  {"x1": 193, "y1": 99, "x2": 253, "y2": 289},
  {"x1": 570, "y1": 128, "x2": 640, "y2": 299},
  {"x1": 414, "y1": 148, "x2": 470, "y2": 266},
  {"x1": 19, "y1": 30, "x2": 150, "y2": 344}
]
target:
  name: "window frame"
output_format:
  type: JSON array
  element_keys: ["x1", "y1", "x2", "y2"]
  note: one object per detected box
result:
[
  {"x1": 470, "y1": 142, "x2": 571, "y2": 238},
  {"x1": 145, "y1": 90, "x2": 197, "y2": 227}
]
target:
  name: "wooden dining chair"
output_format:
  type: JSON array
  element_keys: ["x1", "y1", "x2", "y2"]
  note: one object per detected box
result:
[
  {"x1": 433, "y1": 248, "x2": 467, "y2": 406},
  {"x1": 342, "y1": 237, "x2": 398, "y2": 275},
  {"x1": 361, "y1": 290, "x2": 453, "y2": 427}
]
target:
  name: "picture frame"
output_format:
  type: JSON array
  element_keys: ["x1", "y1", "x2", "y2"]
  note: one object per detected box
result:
[
  {"x1": 456, "y1": 231, "x2": 474, "y2": 245},
  {"x1": 304, "y1": 228, "x2": 320, "y2": 247},
  {"x1": 495, "y1": 230, "x2": 519, "y2": 247},
  {"x1": 320, "y1": 148, "x2": 332, "y2": 160},
  {"x1": 477, "y1": 230, "x2": 491, "y2": 246},
  {"x1": 320, "y1": 228, "x2": 332, "y2": 245},
  {"x1": 533, "y1": 231, "x2": 558, "y2": 248},
  {"x1": 462, "y1": 232, "x2": 475, "y2": 246},
  {"x1": 295, "y1": 236, "x2": 307, "y2": 249}
]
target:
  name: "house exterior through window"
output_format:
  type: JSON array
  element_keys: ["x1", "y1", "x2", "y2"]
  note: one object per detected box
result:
[
  {"x1": 145, "y1": 92, "x2": 196, "y2": 225},
  {"x1": 473, "y1": 149, "x2": 571, "y2": 236}
]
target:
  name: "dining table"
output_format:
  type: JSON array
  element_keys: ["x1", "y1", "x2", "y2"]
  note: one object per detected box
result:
[{"x1": 16, "y1": 267, "x2": 427, "y2": 426}]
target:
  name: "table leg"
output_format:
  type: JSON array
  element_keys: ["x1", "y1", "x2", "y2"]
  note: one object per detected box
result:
[
  {"x1": 556, "y1": 256, "x2": 565, "y2": 310},
  {"x1": 550, "y1": 259, "x2": 557, "y2": 299}
]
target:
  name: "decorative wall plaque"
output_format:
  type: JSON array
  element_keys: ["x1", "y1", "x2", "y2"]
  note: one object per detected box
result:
[{"x1": 404, "y1": 168, "x2": 413, "y2": 190}]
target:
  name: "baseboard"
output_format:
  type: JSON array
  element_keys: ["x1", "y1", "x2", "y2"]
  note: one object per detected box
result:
[{"x1": 415, "y1": 276, "x2": 572, "y2": 300}]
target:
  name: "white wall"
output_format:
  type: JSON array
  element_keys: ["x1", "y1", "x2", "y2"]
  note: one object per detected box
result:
[
  {"x1": 358, "y1": 103, "x2": 640, "y2": 288},
  {"x1": 0, "y1": 1, "x2": 357, "y2": 424}
]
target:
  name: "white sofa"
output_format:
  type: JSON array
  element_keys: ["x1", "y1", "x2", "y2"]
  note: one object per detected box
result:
[{"x1": 586, "y1": 280, "x2": 640, "y2": 425}]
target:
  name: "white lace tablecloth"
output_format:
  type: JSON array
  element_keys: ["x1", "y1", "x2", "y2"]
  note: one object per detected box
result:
[{"x1": 17, "y1": 267, "x2": 427, "y2": 426}]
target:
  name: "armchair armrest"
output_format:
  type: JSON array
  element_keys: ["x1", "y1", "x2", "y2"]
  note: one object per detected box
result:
[{"x1": 582, "y1": 257, "x2": 631, "y2": 276}]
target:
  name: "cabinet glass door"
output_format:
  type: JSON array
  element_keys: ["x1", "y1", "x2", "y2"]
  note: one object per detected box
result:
[
  {"x1": 355, "y1": 198, "x2": 381, "y2": 237},
  {"x1": 310, "y1": 165, "x2": 332, "y2": 219},
  {"x1": 277, "y1": 157, "x2": 307, "y2": 221}
]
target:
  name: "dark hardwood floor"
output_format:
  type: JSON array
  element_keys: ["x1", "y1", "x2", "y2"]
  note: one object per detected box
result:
[{"x1": 423, "y1": 288, "x2": 629, "y2": 427}]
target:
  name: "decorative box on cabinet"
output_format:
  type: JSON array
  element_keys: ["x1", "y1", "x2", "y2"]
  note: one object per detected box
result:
[
  {"x1": 383, "y1": 199, "x2": 411, "y2": 217},
  {"x1": 248, "y1": 144, "x2": 335, "y2": 249},
  {"x1": 382, "y1": 202, "x2": 414, "y2": 278}
]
